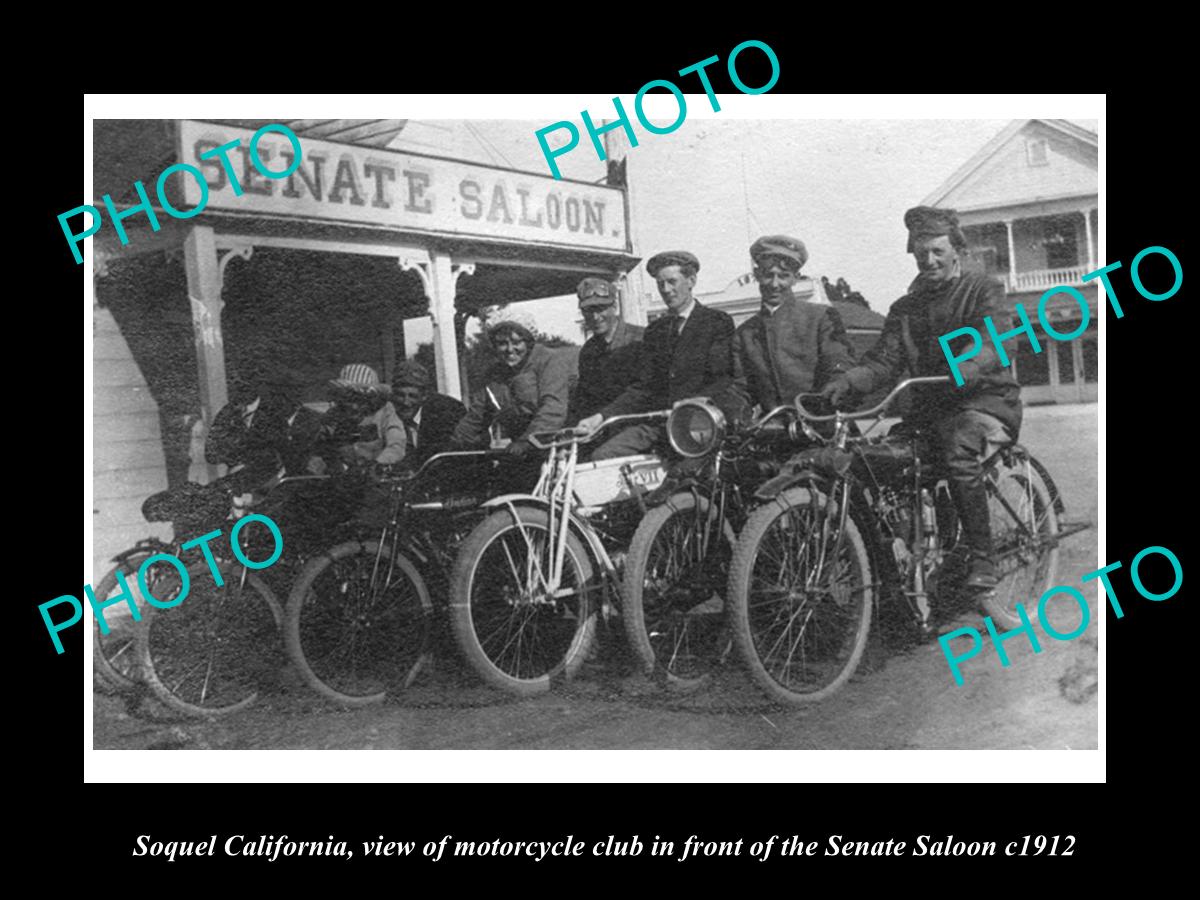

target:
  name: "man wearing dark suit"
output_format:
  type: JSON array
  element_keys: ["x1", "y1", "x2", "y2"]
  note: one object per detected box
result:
[
  {"x1": 391, "y1": 360, "x2": 467, "y2": 466},
  {"x1": 566, "y1": 276, "x2": 645, "y2": 423},
  {"x1": 732, "y1": 234, "x2": 855, "y2": 419},
  {"x1": 578, "y1": 250, "x2": 736, "y2": 459}
]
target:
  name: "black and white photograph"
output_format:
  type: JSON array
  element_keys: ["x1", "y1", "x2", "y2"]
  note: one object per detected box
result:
[{"x1": 83, "y1": 98, "x2": 1102, "y2": 777}]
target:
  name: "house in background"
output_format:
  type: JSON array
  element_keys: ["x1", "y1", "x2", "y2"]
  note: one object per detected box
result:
[{"x1": 922, "y1": 118, "x2": 1098, "y2": 404}]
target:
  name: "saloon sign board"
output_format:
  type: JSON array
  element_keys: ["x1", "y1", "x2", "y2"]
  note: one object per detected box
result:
[{"x1": 178, "y1": 120, "x2": 629, "y2": 252}]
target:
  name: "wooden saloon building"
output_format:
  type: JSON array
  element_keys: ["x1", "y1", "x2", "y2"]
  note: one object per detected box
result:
[{"x1": 92, "y1": 119, "x2": 639, "y2": 575}]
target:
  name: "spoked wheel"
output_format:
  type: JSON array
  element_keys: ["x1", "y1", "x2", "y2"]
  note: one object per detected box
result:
[
  {"x1": 92, "y1": 557, "x2": 149, "y2": 694},
  {"x1": 449, "y1": 507, "x2": 596, "y2": 696},
  {"x1": 981, "y1": 450, "x2": 1060, "y2": 630},
  {"x1": 135, "y1": 561, "x2": 283, "y2": 718},
  {"x1": 285, "y1": 541, "x2": 432, "y2": 707},
  {"x1": 622, "y1": 493, "x2": 733, "y2": 691},
  {"x1": 727, "y1": 486, "x2": 874, "y2": 705}
]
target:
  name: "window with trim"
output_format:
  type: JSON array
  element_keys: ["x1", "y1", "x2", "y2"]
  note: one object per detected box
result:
[{"x1": 1026, "y1": 138, "x2": 1048, "y2": 166}]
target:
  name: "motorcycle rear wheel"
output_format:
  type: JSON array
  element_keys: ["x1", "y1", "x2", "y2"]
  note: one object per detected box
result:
[
  {"x1": 981, "y1": 451, "x2": 1061, "y2": 631},
  {"x1": 135, "y1": 561, "x2": 282, "y2": 718},
  {"x1": 92, "y1": 557, "x2": 147, "y2": 694}
]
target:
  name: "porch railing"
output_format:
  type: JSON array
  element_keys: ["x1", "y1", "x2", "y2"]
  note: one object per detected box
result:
[{"x1": 1005, "y1": 265, "x2": 1090, "y2": 291}]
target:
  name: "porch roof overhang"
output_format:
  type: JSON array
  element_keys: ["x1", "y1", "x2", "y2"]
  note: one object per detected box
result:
[{"x1": 95, "y1": 208, "x2": 642, "y2": 306}]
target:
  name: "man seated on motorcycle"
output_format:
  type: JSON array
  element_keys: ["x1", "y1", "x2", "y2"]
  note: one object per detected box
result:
[
  {"x1": 731, "y1": 234, "x2": 856, "y2": 421},
  {"x1": 821, "y1": 206, "x2": 1022, "y2": 591}
]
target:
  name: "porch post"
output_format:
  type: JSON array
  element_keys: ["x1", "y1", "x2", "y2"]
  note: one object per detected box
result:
[
  {"x1": 182, "y1": 225, "x2": 229, "y2": 483},
  {"x1": 1072, "y1": 340, "x2": 1085, "y2": 402},
  {"x1": 604, "y1": 123, "x2": 646, "y2": 326},
  {"x1": 401, "y1": 251, "x2": 474, "y2": 400},
  {"x1": 1046, "y1": 340, "x2": 1061, "y2": 402},
  {"x1": 1082, "y1": 208, "x2": 1096, "y2": 269},
  {"x1": 1003, "y1": 219, "x2": 1017, "y2": 290}
]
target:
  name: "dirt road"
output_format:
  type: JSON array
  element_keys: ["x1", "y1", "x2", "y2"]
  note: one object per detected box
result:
[{"x1": 93, "y1": 404, "x2": 1098, "y2": 751}]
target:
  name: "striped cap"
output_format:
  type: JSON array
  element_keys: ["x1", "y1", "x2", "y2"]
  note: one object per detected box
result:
[{"x1": 329, "y1": 363, "x2": 391, "y2": 396}]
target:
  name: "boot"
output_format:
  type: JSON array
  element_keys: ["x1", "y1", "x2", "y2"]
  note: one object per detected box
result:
[{"x1": 949, "y1": 480, "x2": 998, "y2": 591}]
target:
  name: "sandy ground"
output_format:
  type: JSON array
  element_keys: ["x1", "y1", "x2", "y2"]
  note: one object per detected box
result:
[{"x1": 93, "y1": 404, "x2": 1098, "y2": 751}]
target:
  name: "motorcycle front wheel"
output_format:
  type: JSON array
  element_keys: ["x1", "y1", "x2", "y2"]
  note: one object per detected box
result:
[
  {"x1": 727, "y1": 486, "x2": 874, "y2": 705},
  {"x1": 622, "y1": 493, "x2": 733, "y2": 692},
  {"x1": 285, "y1": 540, "x2": 432, "y2": 707},
  {"x1": 448, "y1": 507, "x2": 596, "y2": 696}
]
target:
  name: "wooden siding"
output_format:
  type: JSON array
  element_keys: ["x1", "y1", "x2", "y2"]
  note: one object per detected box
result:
[{"x1": 92, "y1": 307, "x2": 171, "y2": 583}]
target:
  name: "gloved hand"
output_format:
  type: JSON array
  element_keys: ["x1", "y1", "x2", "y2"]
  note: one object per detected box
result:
[
  {"x1": 955, "y1": 360, "x2": 981, "y2": 387},
  {"x1": 821, "y1": 377, "x2": 852, "y2": 408},
  {"x1": 576, "y1": 414, "x2": 604, "y2": 436},
  {"x1": 506, "y1": 438, "x2": 531, "y2": 458}
]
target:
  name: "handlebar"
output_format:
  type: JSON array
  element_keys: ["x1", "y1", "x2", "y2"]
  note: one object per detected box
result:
[
  {"x1": 378, "y1": 449, "x2": 502, "y2": 484},
  {"x1": 527, "y1": 411, "x2": 670, "y2": 450},
  {"x1": 751, "y1": 404, "x2": 795, "y2": 435},
  {"x1": 795, "y1": 376, "x2": 951, "y2": 423}
]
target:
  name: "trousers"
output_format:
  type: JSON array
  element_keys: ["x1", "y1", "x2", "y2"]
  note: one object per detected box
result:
[
  {"x1": 590, "y1": 423, "x2": 665, "y2": 461},
  {"x1": 933, "y1": 409, "x2": 1013, "y2": 558}
]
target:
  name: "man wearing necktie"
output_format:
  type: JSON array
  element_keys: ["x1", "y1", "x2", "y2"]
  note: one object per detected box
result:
[
  {"x1": 578, "y1": 250, "x2": 736, "y2": 459},
  {"x1": 391, "y1": 360, "x2": 467, "y2": 467},
  {"x1": 730, "y1": 234, "x2": 856, "y2": 421}
]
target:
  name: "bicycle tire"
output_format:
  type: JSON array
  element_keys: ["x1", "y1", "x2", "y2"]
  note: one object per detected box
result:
[
  {"x1": 285, "y1": 540, "x2": 433, "y2": 707},
  {"x1": 981, "y1": 451, "x2": 1061, "y2": 631},
  {"x1": 622, "y1": 493, "x2": 732, "y2": 692},
  {"x1": 449, "y1": 506, "x2": 596, "y2": 696},
  {"x1": 135, "y1": 560, "x2": 283, "y2": 718},
  {"x1": 92, "y1": 557, "x2": 147, "y2": 694},
  {"x1": 727, "y1": 486, "x2": 874, "y2": 705}
]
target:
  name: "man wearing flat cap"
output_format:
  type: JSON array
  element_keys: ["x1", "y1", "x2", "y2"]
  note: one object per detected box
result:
[
  {"x1": 823, "y1": 206, "x2": 1022, "y2": 591},
  {"x1": 392, "y1": 360, "x2": 466, "y2": 466},
  {"x1": 578, "y1": 250, "x2": 736, "y2": 459},
  {"x1": 731, "y1": 234, "x2": 855, "y2": 419},
  {"x1": 567, "y1": 277, "x2": 645, "y2": 424}
]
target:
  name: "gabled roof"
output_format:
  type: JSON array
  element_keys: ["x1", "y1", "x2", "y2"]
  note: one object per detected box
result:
[{"x1": 921, "y1": 118, "x2": 1097, "y2": 208}]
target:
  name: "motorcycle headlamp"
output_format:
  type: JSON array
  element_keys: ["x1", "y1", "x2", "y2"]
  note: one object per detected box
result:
[{"x1": 667, "y1": 398, "x2": 726, "y2": 458}]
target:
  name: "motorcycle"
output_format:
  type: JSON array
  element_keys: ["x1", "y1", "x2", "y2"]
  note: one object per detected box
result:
[
  {"x1": 284, "y1": 450, "x2": 536, "y2": 706},
  {"x1": 446, "y1": 413, "x2": 668, "y2": 696},
  {"x1": 725, "y1": 375, "x2": 1088, "y2": 705},
  {"x1": 620, "y1": 398, "x2": 805, "y2": 691}
]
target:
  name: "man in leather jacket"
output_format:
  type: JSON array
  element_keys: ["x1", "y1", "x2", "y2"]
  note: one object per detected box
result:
[{"x1": 823, "y1": 206, "x2": 1022, "y2": 591}]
